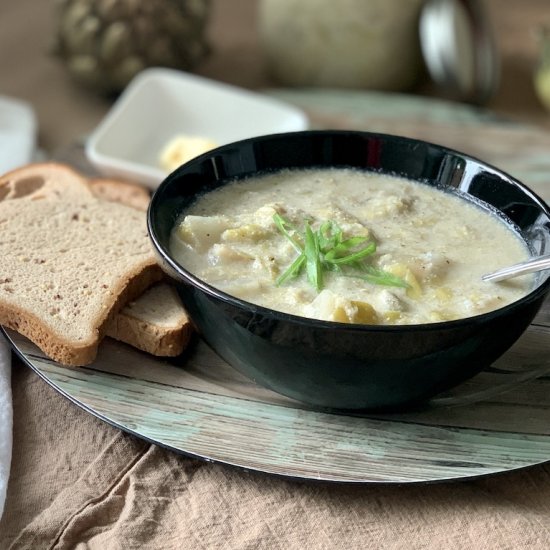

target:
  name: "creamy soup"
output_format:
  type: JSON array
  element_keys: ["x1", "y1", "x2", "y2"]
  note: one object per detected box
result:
[{"x1": 170, "y1": 168, "x2": 532, "y2": 325}]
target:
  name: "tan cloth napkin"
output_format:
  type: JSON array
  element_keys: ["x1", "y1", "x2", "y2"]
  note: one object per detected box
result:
[
  {"x1": 3, "y1": 365, "x2": 550, "y2": 549},
  {"x1": 7, "y1": 432, "x2": 550, "y2": 549}
]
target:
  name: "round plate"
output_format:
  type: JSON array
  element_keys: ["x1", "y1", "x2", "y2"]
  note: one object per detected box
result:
[
  {"x1": 4, "y1": 300, "x2": 550, "y2": 483},
  {"x1": 8, "y1": 90, "x2": 550, "y2": 483}
]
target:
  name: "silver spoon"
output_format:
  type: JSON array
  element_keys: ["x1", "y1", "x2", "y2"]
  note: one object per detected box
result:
[{"x1": 482, "y1": 254, "x2": 550, "y2": 282}]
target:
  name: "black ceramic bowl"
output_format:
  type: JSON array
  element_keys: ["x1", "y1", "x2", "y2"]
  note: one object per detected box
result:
[{"x1": 148, "y1": 130, "x2": 550, "y2": 410}]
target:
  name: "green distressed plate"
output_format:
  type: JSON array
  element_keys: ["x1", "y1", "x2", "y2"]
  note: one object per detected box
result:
[{"x1": 6, "y1": 89, "x2": 550, "y2": 483}]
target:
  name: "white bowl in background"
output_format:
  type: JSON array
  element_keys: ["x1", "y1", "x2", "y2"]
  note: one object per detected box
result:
[
  {"x1": 85, "y1": 68, "x2": 309, "y2": 189},
  {"x1": 0, "y1": 96, "x2": 36, "y2": 174}
]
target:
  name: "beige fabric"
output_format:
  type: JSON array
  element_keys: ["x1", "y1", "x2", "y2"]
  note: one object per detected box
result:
[{"x1": 2, "y1": 362, "x2": 550, "y2": 549}]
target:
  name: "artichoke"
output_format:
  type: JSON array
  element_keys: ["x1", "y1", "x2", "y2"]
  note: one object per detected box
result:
[{"x1": 53, "y1": 0, "x2": 211, "y2": 94}]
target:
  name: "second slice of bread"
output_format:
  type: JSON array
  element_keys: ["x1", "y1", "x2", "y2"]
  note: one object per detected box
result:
[
  {"x1": 105, "y1": 283, "x2": 192, "y2": 356},
  {"x1": 88, "y1": 177, "x2": 192, "y2": 357}
]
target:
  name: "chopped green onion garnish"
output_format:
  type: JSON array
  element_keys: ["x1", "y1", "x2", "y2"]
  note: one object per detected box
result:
[
  {"x1": 273, "y1": 213, "x2": 408, "y2": 291},
  {"x1": 325, "y1": 241, "x2": 376, "y2": 264},
  {"x1": 304, "y1": 222, "x2": 323, "y2": 291},
  {"x1": 273, "y1": 212, "x2": 302, "y2": 254},
  {"x1": 354, "y1": 266, "x2": 410, "y2": 288},
  {"x1": 276, "y1": 253, "x2": 306, "y2": 286}
]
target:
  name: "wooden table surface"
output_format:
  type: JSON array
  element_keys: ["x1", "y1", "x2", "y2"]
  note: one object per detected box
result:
[{"x1": 2, "y1": 0, "x2": 550, "y2": 153}]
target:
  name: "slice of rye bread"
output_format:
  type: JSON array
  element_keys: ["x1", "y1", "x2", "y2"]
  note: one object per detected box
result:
[
  {"x1": 0, "y1": 162, "x2": 164, "y2": 366},
  {"x1": 87, "y1": 177, "x2": 192, "y2": 356}
]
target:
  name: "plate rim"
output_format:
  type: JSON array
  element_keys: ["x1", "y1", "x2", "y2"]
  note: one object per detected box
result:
[{"x1": 5, "y1": 323, "x2": 550, "y2": 486}]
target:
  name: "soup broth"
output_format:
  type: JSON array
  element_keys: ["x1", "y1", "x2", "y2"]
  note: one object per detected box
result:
[{"x1": 170, "y1": 168, "x2": 532, "y2": 325}]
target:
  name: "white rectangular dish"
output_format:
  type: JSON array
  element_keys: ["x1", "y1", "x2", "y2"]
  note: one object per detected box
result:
[{"x1": 85, "y1": 68, "x2": 309, "y2": 189}]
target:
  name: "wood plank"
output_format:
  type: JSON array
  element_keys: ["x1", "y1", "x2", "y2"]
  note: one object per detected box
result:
[
  {"x1": 17, "y1": 353, "x2": 550, "y2": 483},
  {"x1": 7, "y1": 91, "x2": 550, "y2": 484}
]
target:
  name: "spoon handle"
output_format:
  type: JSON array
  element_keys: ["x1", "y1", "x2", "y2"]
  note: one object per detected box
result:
[{"x1": 482, "y1": 254, "x2": 550, "y2": 282}]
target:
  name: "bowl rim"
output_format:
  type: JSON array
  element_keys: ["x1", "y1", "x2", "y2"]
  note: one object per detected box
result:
[{"x1": 148, "y1": 129, "x2": 550, "y2": 333}]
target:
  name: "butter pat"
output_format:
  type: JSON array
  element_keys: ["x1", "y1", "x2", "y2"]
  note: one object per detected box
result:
[{"x1": 159, "y1": 135, "x2": 218, "y2": 172}]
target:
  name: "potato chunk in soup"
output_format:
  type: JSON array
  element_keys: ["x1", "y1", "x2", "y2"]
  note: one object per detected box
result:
[{"x1": 170, "y1": 168, "x2": 532, "y2": 325}]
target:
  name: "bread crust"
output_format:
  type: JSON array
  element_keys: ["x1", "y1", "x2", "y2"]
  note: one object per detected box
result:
[
  {"x1": 88, "y1": 178, "x2": 150, "y2": 212},
  {"x1": 0, "y1": 162, "x2": 92, "y2": 200}
]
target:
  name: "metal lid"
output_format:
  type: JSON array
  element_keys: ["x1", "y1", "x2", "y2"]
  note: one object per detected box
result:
[{"x1": 419, "y1": 0, "x2": 500, "y2": 104}]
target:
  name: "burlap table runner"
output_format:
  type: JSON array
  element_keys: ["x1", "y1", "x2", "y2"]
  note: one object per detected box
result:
[{"x1": 0, "y1": 360, "x2": 549, "y2": 549}]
